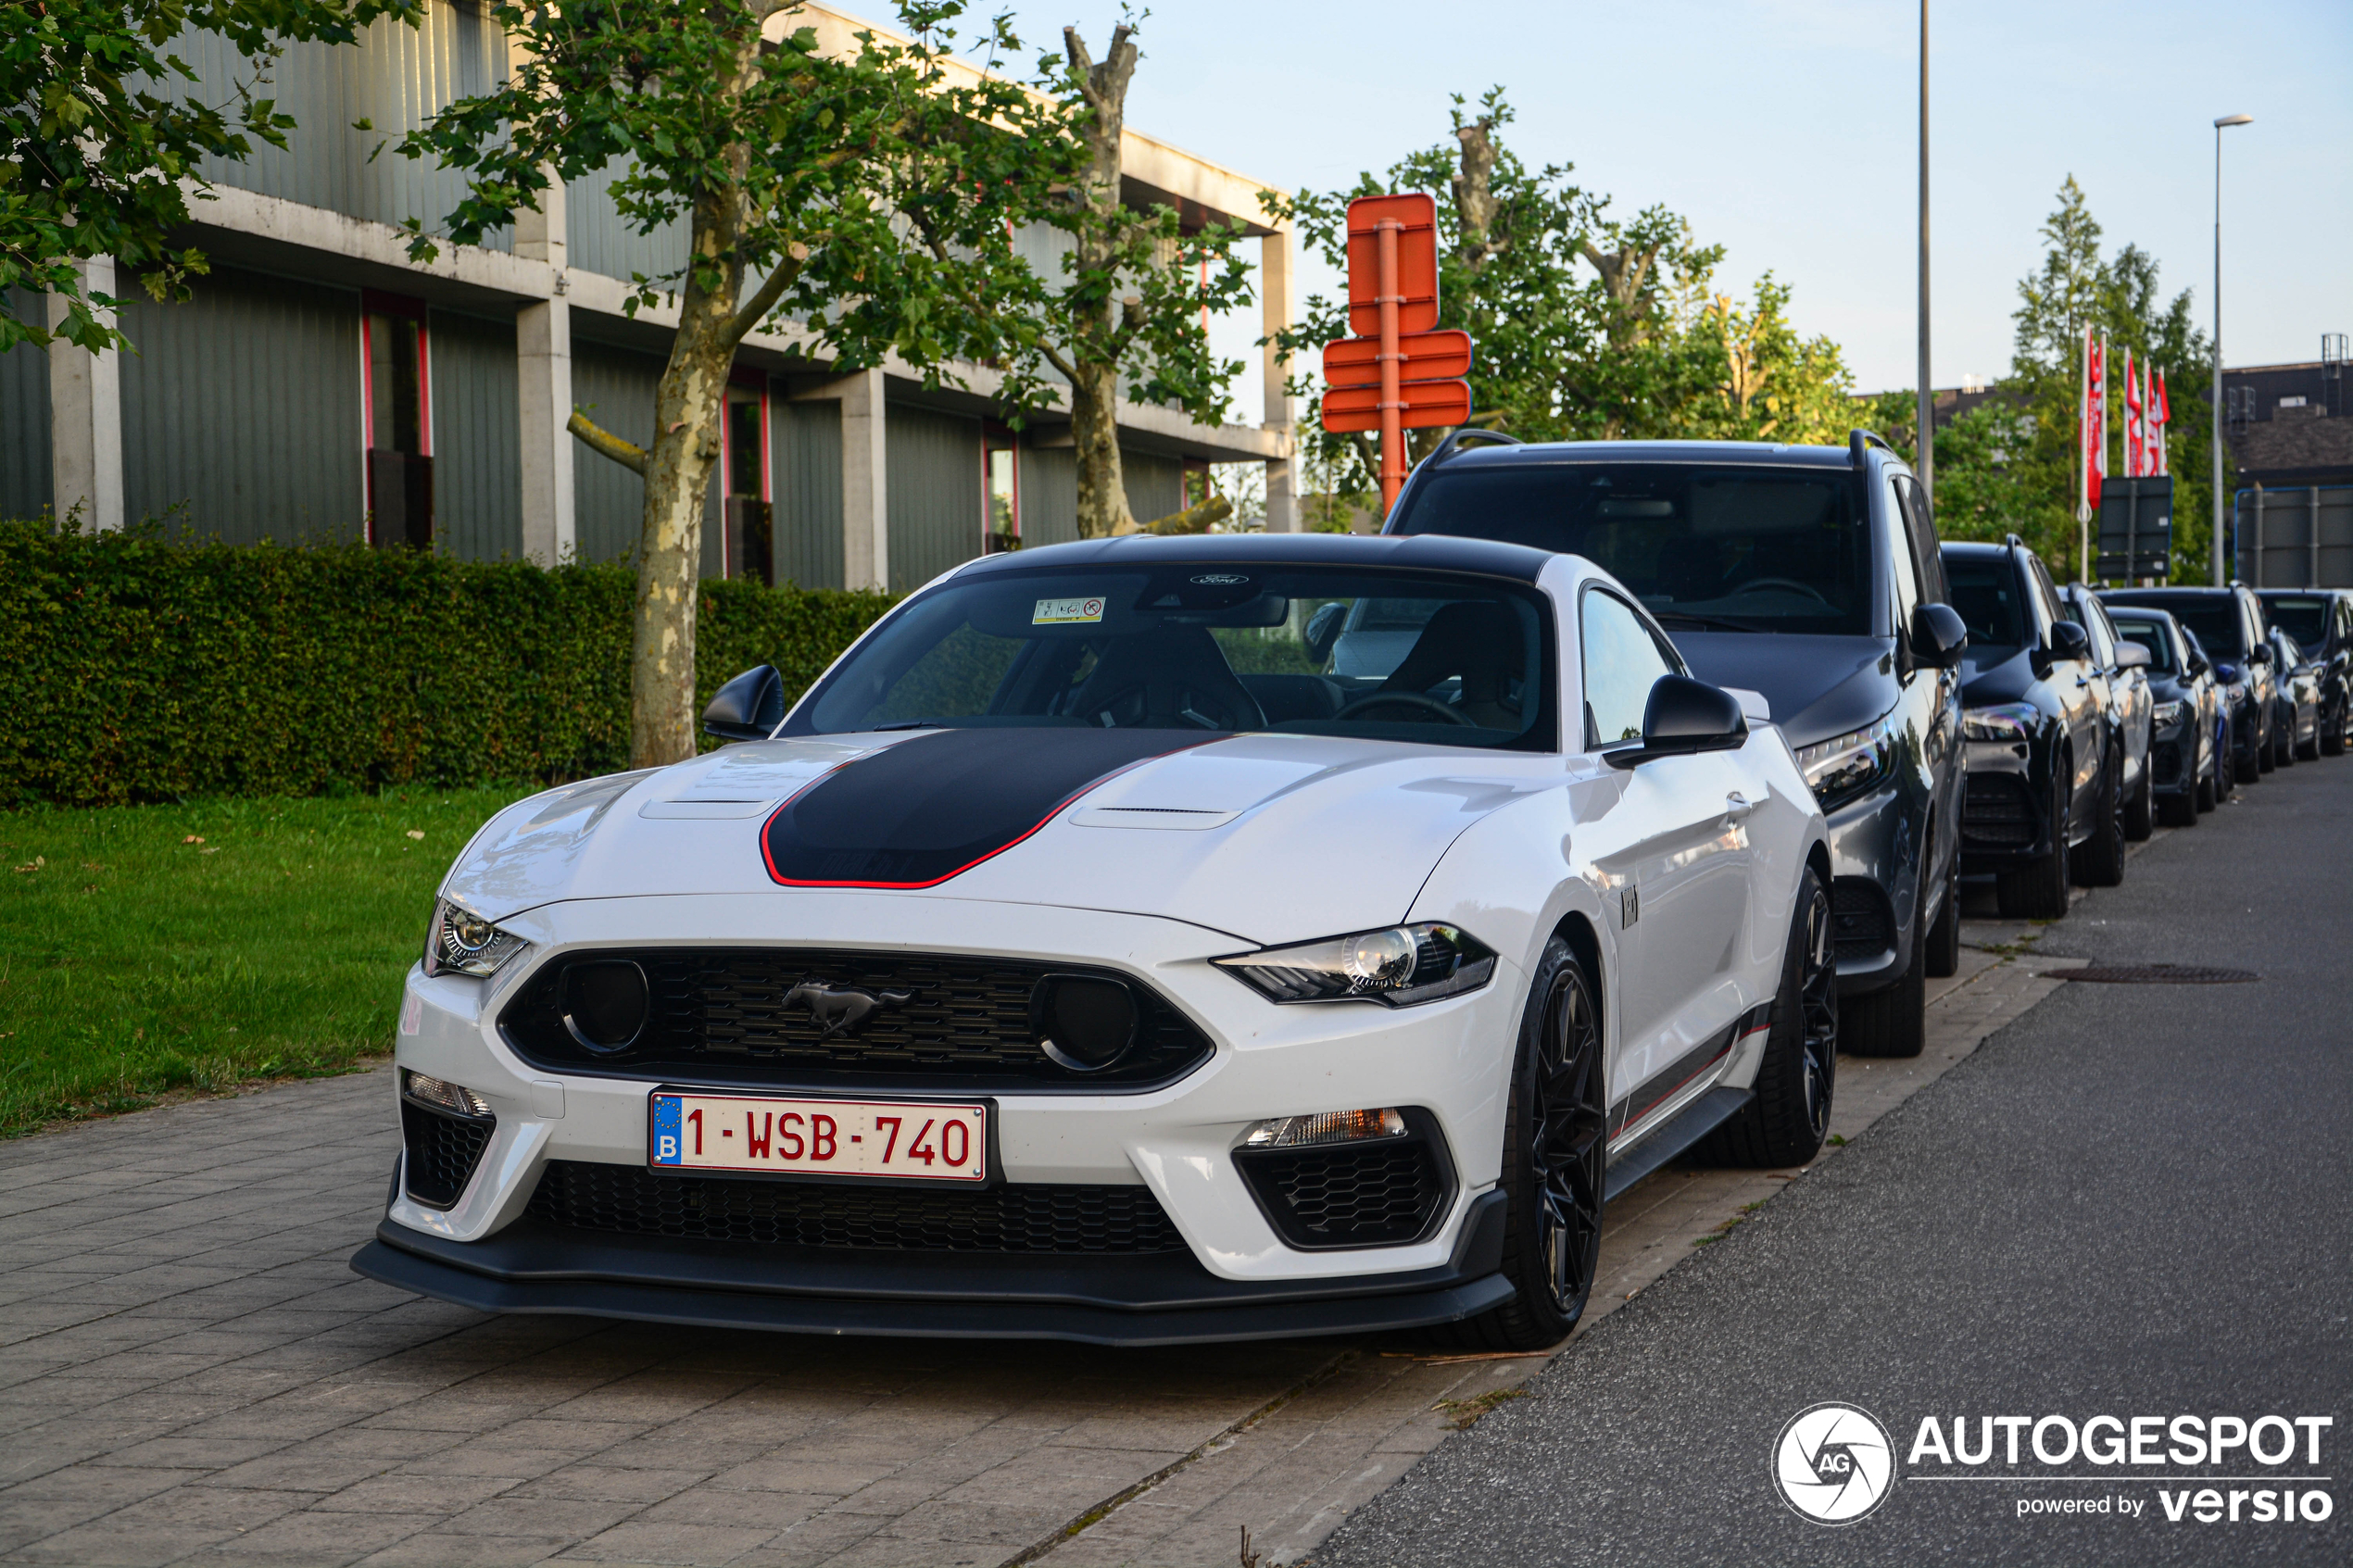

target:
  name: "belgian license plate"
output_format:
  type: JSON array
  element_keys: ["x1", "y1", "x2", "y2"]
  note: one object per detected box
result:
[{"x1": 648, "y1": 1091, "x2": 988, "y2": 1182}]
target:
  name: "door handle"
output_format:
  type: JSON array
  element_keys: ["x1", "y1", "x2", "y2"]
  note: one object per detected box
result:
[{"x1": 1723, "y1": 791, "x2": 1755, "y2": 822}]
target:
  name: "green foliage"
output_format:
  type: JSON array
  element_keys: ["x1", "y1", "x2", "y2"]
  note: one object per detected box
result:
[
  {"x1": 0, "y1": 520, "x2": 894, "y2": 809},
  {"x1": 0, "y1": 786, "x2": 522, "y2": 1136},
  {"x1": 2, "y1": 0, "x2": 420, "y2": 353},
  {"x1": 1267, "y1": 92, "x2": 1856, "y2": 505}
]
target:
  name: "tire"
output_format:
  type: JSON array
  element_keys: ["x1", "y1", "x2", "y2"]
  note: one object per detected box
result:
[
  {"x1": 1996, "y1": 763, "x2": 2070, "y2": 920},
  {"x1": 2122, "y1": 753, "x2": 2155, "y2": 841},
  {"x1": 2195, "y1": 735, "x2": 2218, "y2": 814},
  {"x1": 2276, "y1": 712, "x2": 2297, "y2": 767},
  {"x1": 2296, "y1": 721, "x2": 2321, "y2": 762},
  {"x1": 2236, "y1": 730, "x2": 2261, "y2": 784},
  {"x1": 1697, "y1": 868, "x2": 1835, "y2": 1168},
  {"x1": 1442, "y1": 936, "x2": 1605, "y2": 1351},
  {"x1": 2257, "y1": 718, "x2": 2276, "y2": 772},
  {"x1": 2070, "y1": 748, "x2": 2125, "y2": 888},
  {"x1": 1923, "y1": 854, "x2": 1962, "y2": 979},
  {"x1": 1844, "y1": 862, "x2": 1927, "y2": 1059},
  {"x1": 2322, "y1": 697, "x2": 2347, "y2": 758},
  {"x1": 2159, "y1": 784, "x2": 2197, "y2": 829}
]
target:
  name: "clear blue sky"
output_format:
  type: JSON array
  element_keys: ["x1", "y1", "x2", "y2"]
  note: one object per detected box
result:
[{"x1": 967, "y1": 0, "x2": 2350, "y2": 416}]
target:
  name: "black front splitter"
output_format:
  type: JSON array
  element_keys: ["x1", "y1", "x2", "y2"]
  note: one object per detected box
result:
[{"x1": 352, "y1": 1192, "x2": 1514, "y2": 1348}]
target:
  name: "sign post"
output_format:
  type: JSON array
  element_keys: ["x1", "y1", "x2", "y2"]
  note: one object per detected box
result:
[{"x1": 1323, "y1": 194, "x2": 1469, "y2": 519}]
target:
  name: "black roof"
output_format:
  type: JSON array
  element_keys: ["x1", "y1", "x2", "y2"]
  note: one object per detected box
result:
[
  {"x1": 2099, "y1": 586, "x2": 2244, "y2": 601},
  {"x1": 1422, "y1": 438, "x2": 1858, "y2": 472},
  {"x1": 947, "y1": 530, "x2": 1558, "y2": 585},
  {"x1": 1940, "y1": 540, "x2": 2010, "y2": 558}
]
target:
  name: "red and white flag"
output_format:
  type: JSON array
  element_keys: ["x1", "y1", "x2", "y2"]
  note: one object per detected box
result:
[
  {"x1": 2123, "y1": 348, "x2": 2145, "y2": 478},
  {"x1": 2151, "y1": 370, "x2": 2171, "y2": 475},
  {"x1": 2082, "y1": 329, "x2": 2107, "y2": 510}
]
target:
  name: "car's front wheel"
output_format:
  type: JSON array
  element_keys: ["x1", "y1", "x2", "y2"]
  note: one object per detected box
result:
[
  {"x1": 2122, "y1": 752, "x2": 2155, "y2": 841},
  {"x1": 1445, "y1": 935, "x2": 1606, "y2": 1352},
  {"x1": 2070, "y1": 747, "x2": 2126, "y2": 887},
  {"x1": 2322, "y1": 696, "x2": 2347, "y2": 758},
  {"x1": 1700, "y1": 866, "x2": 1836, "y2": 1168},
  {"x1": 1997, "y1": 762, "x2": 2071, "y2": 920}
]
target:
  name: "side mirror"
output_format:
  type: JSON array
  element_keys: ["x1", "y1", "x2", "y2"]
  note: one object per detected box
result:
[
  {"x1": 2246, "y1": 642, "x2": 2274, "y2": 666},
  {"x1": 2214, "y1": 661, "x2": 2241, "y2": 685},
  {"x1": 1303, "y1": 601, "x2": 1348, "y2": 664},
  {"x1": 1912, "y1": 603, "x2": 1969, "y2": 669},
  {"x1": 2116, "y1": 640, "x2": 2152, "y2": 671},
  {"x1": 703, "y1": 664, "x2": 785, "y2": 742},
  {"x1": 2047, "y1": 620, "x2": 2091, "y2": 661},
  {"x1": 1605, "y1": 674, "x2": 1749, "y2": 770}
]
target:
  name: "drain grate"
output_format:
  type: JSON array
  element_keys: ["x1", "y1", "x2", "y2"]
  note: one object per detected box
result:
[{"x1": 2056, "y1": 964, "x2": 2259, "y2": 985}]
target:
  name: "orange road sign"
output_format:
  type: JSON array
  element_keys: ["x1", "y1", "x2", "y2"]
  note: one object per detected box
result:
[
  {"x1": 1321, "y1": 379, "x2": 1473, "y2": 434},
  {"x1": 1322, "y1": 329, "x2": 1473, "y2": 390},
  {"x1": 1345, "y1": 194, "x2": 1439, "y2": 338}
]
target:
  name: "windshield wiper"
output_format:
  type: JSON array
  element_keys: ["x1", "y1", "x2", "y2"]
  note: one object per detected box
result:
[
  {"x1": 869, "y1": 720, "x2": 945, "y2": 732},
  {"x1": 1650, "y1": 610, "x2": 1770, "y2": 633}
]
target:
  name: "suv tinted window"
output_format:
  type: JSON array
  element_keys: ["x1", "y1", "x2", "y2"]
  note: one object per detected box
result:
[
  {"x1": 1393, "y1": 464, "x2": 1875, "y2": 636},
  {"x1": 2075, "y1": 595, "x2": 2118, "y2": 666},
  {"x1": 1944, "y1": 552, "x2": 2027, "y2": 650},
  {"x1": 1581, "y1": 589, "x2": 1676, "y2": 748},
  {"x1": 2106, "y1": 612, "x2": 2177, "y2": 674},
  {"x1": 2260, "y1": 595, "x2": 2333, "y2": 646},
  {"x1": 1893, "y1": 475, "x2": 1947, "y2": 603}
]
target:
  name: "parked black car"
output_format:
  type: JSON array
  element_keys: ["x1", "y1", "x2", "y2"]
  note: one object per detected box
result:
[
  {"x1": 2256, "y1": 588, "x2": 2349, "y2": 758},
  {"x1": 2102, "y1": 605, "x2": 2224, "y2": 826},
  {"x1": 2101, "y1": 586, "x2": 2277, "y2": 783},
  {"x1": 2268, "y1": 627, "x2": 2322, "y2": 765},
  {"x1": 1942, "y1": 536, "x2": 2120, "y2": 918},
  {"x1": 2180, "y1": 629, "x2": 2238, "y2": 808},
  {"x1": 1385, "y1": 430, "x2": 1968, "y2": 1058},
  {"x1": 2063, "y1": 583, "x2": 2156, "y2": 840}
]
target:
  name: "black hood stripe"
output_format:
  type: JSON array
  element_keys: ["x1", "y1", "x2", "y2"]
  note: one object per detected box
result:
[{"x1": 760, "y1": 727, "x2": 1214, "y2": 888}]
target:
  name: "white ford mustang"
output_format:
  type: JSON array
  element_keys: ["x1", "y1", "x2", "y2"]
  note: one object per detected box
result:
[{"x1": 355, "y1": 534, "x2": 1835, "y2": 1348}]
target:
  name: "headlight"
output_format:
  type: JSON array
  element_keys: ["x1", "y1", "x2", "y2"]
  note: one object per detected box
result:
[
  {"x1": 2152, "y1": 700, "x2": 2186, "y2": 729},
  {"x1": 1794, "y1": 713, "x2": 1897, "y2": 808},
  {"x1": 1214, "y1": 922, "x2": 1496, "y2": 1006},
  {"x1": 1961, "y1": 701, "x2": 2039, "y2": 745},
  {"x1": 423, "y1": 897, "x2": 530, "y2": 978}
]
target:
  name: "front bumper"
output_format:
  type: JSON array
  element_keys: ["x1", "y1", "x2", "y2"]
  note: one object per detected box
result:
[
  {"x1": 361, "y1": 892, "x2": 1529, "y2": 1338},
  {"x1": 1958, "y1": 741, "x2": 2052, "y2": 872}
]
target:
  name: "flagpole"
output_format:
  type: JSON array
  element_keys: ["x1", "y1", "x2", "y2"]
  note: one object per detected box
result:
[{"x1": 1915, "y1": 0, "x2": 1932, "y2": 496}]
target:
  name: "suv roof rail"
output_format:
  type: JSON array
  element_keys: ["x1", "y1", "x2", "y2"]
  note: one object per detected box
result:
[
  {"x1": 1848, "y1": 428, "x2": 1895, "y2": 469},
  {"x1": 1427, "y1": 427, "x2": 1524, "y2": 468},
  {"x1": 2006, "y1": 533, "x2": 2025, "y2": 549}
]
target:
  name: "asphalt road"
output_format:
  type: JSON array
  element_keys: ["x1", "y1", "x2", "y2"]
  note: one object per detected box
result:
[{"x1": 1313, "y1": 759, "x2": 2353, "y2": 1568}]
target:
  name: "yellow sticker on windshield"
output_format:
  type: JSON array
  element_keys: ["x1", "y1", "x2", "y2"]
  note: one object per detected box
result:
[{"x1": 1034, "y1": 596, "x2": 1106, "y2": 625}]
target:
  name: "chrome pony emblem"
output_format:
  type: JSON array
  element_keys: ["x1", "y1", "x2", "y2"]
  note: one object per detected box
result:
[{"x1": 785, "y1": 982, "x2": 912, "y2": 1039}]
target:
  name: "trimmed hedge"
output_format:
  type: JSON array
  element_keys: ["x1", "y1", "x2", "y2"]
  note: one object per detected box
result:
[{"x1": 0, "y1": 521, "x2": 896, "y2": 808}]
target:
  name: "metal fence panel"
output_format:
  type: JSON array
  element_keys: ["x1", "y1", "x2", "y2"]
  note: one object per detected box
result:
[{"x1": 2235, "y1": 485, "x2": 2353, "y2": 588}]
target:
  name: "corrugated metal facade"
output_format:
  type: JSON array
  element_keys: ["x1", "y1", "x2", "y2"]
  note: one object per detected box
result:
[
  {"x1": 565, "y1": 162, "x2": 690, "y2": 288},
  {"x1": 569, "y1": 340, "x2": 661, "y2": 565},
  {"x1": 176, "y1": 3, "x2": 511, "y2": 249},
  {"x1": 120, "y1": 268, "x2": 363, "y2": 542},
  {"x1": 1125, "y1": 449, "x2": 1183, "y2": 524},
  {"x1": 772, "y1": 397, "x2": 843, "y2": 589},
  {"x1": 1017, "y1": 445, "x2": 1077, "y2": 548},
  {"x1": 886, "y1": 404, "x2": 981, "y2": 593},
  {"x1": 426, "y1": 308, "x2": 520, "y2": 559},
  {"x1": 0, "y1": 295, "x2": 50, "y2": 519}
]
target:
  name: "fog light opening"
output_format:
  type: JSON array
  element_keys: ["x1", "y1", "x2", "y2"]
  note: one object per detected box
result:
[
  {"x1": 561, "y1": 960, "x2": 648, "y2": 1053},
  {"x1": 1241, "y1": 1108, "x2": 1409, "y2": 1148},
  {"x1": 1031, "y1": 974, "x2": 1139, "y2": 1072},
  {"x1": 401, "y1": 1071, "x2": 492, "y2": 1119}
]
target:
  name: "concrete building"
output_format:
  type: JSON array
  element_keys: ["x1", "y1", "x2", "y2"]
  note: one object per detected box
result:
[
  {"x1": 0, "y1": 2, "x2": 1298, "y2": 588},
  {"x1": 2225, "y1": 344, "x2": 2353, "y2": 589}
]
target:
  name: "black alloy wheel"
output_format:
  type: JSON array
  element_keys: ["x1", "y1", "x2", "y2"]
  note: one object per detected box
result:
[
  {"x1": 2322, "y1": 696, "x2": 2347, "y2": 758},
  {"x1": 1446, "y1": 937, "x2": 1606, "y2": 1352},
  {"x1": 1996, "y1": 760, "x2": 2071, "y2": 920},
  {"x1": 1701, "y1": 867, "x2": 1838, "y2": 1166},
  {"x1": 2070, "y1": 746, "x2": 2126, "y2": 888},
  {"x1": 2123, "y1": 752, "x2": 2156, "y2": 841},
  {"x1": 1923, "y1": 852, "x2": 1963, "y2": 979},
  {"x1": 2276, "y1": 707, "x2": 2299, "y2": 767},
  {"x1": 2257, "y1": 709, "x2": 2277, "y2": 772}
]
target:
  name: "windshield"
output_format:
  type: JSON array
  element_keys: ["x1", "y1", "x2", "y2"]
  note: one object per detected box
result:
[
  {"x1": 787, "y1": 564, "x2": 1554, "y2": 751},
  {"x1": 1390, "y1": 464, "x2": 1873, "y2": 636},
  {"x1": 2106, "y1": 614, "x2": 2178, "y2": 675},
  {"x1": 2112, "y1": 596, "x2": 2244, "y2": 657},
  {"x1": 2261, "y1": 596, "x2": 2331, "y2": 645},
  {"x1": 1944, "y1": 553, "x2": 2027, "y2": 650}
]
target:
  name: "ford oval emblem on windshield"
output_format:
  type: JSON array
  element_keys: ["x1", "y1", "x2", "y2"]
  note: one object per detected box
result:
[{"x1": 1190, "y1": 573, "x2": 1249, "y2": 586}]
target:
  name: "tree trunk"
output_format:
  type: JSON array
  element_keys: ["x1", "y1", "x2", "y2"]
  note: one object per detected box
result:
[{"x1": 1063, "y1": 26, "x2": 1139, "y2": 540}]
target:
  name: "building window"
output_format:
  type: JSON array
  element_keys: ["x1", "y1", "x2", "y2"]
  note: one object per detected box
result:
[
  {"x1": 984, "y1": 425, "x2": 1019, "y2": 553},
  {"x1": 361, "y1": 290, "x2": 432, "y2": 549},
  {"x1": 723, "y1": 375, "x2": 773, "y2": 584}
]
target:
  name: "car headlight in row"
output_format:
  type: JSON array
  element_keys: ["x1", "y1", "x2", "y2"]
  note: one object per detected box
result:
[
  {"x1": 1961, "y1": 701, "x2": 2040, "y2": 745},
  {"x1": 422, "y1": 898, "x2": 531, "y2": 979},
  {"x1": 1794, "y1": 713, "x2": 1898, "y2": 809},
  {"x1": 2152, "y1": 699, "x2": 2187, "y2": 730},
  {"x1": 1214, "y1": 922, "x2": 1496, "y2": 1006}
]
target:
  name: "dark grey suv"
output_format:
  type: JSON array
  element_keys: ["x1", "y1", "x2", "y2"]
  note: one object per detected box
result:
[{"x1": 1385, "y1": 430, "x2": 1968, "y2": 1057}]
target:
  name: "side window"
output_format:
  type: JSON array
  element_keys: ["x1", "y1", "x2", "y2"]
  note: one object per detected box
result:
[
  {"x1": 1893, "y1": 475, "x2": 1948, "y2": 603},
  {"x1": 2080, "y1": 598, "x2": 2116, "y2": 667},
  {"x1": 1580, "y1": 589, "x2": 1677, "y2": 749},
  {"x1": 2026, "y1": 556, "x2": 2066, "y2": 636},
  {"x1": 1884, "y1": 478, "x2": 1922, "y2": 640}
]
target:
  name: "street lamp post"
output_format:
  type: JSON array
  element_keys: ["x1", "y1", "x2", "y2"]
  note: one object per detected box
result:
[
  {"x1": 2212, "y1": 113, "x2": 2252, "y2": 586},
  {"x1": 1917, "y1": 0, "x2": 1931, "y2": 497}
]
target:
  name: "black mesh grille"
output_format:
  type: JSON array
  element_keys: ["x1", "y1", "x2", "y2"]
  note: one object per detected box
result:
[
  {"x1": 498, "y1": 948, "x2": 1212, "y2": 1092},
  {"x1": 2152, "y1": 740, "x2": 2183, "y2": 787},
  {"x1": 1236, "y1": 1140, "x2": 1447, "y2": 1249},
  {"x1": 1830, "y1": 877, "x2": 1894, "y2": 964},
  {"x1": 1963, "y1": 771, "x2": 2039, "y2": 847},
  {"x1": 402, "y1": 1101, "x2": 495, "y2": 1209},
  {"x1": 524, "y1": 1160, "x2": 1186, "y2": 1253}
]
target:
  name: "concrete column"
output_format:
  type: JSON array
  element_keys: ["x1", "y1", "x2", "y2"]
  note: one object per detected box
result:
[
  {"x1": 1259, "y1": 227, "x2": 1298, "y2": 533},
  {"x1": 516, "y1": 298, "x2": 575, "y2": 565},
  {"x1": 47, "y1": 257, "x2": 124, "y2": 533},
  {"x1": 837, "y1": 368, "x2": 889, "y2": 592},
  {"x1": 514, "y1": 175, "x2": 573, "y2": 564}
]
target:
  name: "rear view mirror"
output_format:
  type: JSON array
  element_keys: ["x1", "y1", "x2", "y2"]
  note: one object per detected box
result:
[
  {"x1": 1303, "y1": 602, "x2": 1348, "y2": 664},
  {"x1": 1913, "y1": 603, "x2": 1969, "y2": 669},
  {"x1": 1605, "y1": 674, "x2": 1749, "y2": 770},
  {"x1": 2116, "y1": 640, "x2": 2152, "y2": 671},
  {"x1": 2048, "y1": 621, "x2": 2091, "y2": 661},
  {"x1": 2247, "y1": 642, "x2": 2274, "y2": 666},
  {"x1": 703, "y1": 664, "x2": 785, "y2": 742}
]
